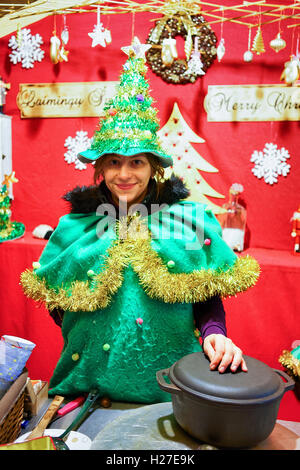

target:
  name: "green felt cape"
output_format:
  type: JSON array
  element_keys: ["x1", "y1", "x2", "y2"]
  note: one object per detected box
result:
[{"x1": 21, "y1": 201, "x2": 260, "y2": 402}]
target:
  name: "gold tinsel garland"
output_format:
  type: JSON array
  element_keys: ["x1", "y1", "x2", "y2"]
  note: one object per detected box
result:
[
  {"x1": 20, "y1": 218, "x2": 260, "y2": 313},
  {"x1": 279, "y1": 350, "x2": 300, "y2": 380}
]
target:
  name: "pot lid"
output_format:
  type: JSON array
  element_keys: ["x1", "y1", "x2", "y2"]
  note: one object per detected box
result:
[{"x1": 169, "y1": 352, "x2": 282, "y2": 404}]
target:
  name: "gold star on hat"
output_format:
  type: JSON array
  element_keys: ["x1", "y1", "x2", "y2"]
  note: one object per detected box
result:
[
  {"x1": 121, "y1": 36, "x2": 151, "y2": 59},
  {"x1": 2, "y1": 171, "x2": 18, "y2": 188}
]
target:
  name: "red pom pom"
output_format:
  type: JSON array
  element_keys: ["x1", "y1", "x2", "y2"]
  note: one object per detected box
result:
[{"x1": 204, "y1": 238, "x2": 211, "y2": 245}]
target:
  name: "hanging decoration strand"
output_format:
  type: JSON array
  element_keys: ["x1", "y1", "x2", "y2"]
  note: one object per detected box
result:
[
  {"x1": 131, "y1": 11, "x2": 135, "y2": 41},
  {"x1": 2, "y1": 1, "x2": 300, "y2": 38}
]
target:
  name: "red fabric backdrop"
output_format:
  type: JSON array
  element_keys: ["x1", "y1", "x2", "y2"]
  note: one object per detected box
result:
[{"x1": 0, "y1": 1, "x2": 299, "y2": 251}]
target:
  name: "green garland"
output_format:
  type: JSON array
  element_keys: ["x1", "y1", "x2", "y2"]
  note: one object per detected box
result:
[{"x1": 0, "y1": 183, "x2": 25, "y2": 242}]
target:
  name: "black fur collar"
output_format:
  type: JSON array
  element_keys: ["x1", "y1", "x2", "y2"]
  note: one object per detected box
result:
[{"x1": 63, "y1": 174, "x2": 190, "y2": 214}]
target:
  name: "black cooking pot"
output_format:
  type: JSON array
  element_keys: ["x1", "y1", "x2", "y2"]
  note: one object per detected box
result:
[{"x1": 156, "y1": 352, "x2": 294, "y2": 449}]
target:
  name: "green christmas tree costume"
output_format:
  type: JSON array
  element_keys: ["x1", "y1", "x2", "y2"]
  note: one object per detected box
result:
[
  {"x1": 21, "y1": 203, "x2": 259, "y2": 402},
  {"x1": 20, "y1": 39, "x2": 260, "y2": 403}
]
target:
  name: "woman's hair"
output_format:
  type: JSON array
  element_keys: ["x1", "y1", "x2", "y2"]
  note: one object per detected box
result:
[{"x1": 93, "y1": 153, "x2": 165, "y2": 185}]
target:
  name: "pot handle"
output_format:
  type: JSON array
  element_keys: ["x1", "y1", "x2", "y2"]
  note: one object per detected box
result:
[
  {"x1": 273, "y1": 369, "x2": 295, "y2": 392},
  {"x1": 156, "y1": 369, "x2": 182, "y2": 395}
]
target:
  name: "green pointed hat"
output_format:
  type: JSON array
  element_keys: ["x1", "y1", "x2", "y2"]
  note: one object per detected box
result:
[{"x1": 78, "y1": 37, "x2": 173, "y2": 168}]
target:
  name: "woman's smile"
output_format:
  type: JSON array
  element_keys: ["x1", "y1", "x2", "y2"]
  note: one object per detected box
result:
[
  {"x1": 116, "y1": 183, "x2": 137, "y2": 190},
  {"x1": 101, "y1": 154, "x2": 154, "y2": 208}
]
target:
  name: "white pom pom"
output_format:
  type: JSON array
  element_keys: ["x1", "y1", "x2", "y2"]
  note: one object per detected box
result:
[{"x1": 32, "y1": 224, "x2": 54, "y2": 239}]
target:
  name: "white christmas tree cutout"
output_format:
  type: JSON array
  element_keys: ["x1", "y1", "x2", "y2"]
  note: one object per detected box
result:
[
  {"x1": 8, "y1": 28, "x2": 44, "y2": 69},
  {"x1": 64, "y1": 131, "x2": 93, "y2": 171},
  {"x1": 250, "y1": 142, "x2": 291, "y2": 185},
  {"x1": 158, "y1": 102, "x2": 226, "y2": 214}
]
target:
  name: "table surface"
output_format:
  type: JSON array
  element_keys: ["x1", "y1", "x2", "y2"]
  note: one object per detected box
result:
[{"x1": 20, "y1": 398, "x2": 300, "y2": 451}]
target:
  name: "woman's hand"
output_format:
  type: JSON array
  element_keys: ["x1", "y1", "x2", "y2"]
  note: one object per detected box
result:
[{"x1": 203, "y1": 334, "x2": 248, "y2": 373}]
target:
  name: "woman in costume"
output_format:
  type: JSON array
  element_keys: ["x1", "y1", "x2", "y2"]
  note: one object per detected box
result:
[{"x1": 21, "y1": 45, "x2": 260, "y2": 403}]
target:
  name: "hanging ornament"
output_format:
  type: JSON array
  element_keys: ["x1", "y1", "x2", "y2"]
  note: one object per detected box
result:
[
  {"x1": 217, "y1": 8, "x2": 225, "y2": 62},
  {"x1": 58, "y1": 43, "x2": 69, "y2": 62},
  {"x1": 184, "y1": 37, "x2": 205, "y2": 78},
  {"x1": 58, "y1": 15, "x2": 69, "y2": 62},
  {"x1": 251, "y1": 26, "x2": 265, "y2": 55},
  {"x1": 270, "y1": 10, "x2": 286, "y2": 54},
  {"x1": 61, "y1": 15, "x2": 69, "y2": 45},
  {"x1": 280, "y1": 56, "x2": 300, "y2": 85},
  {"x1": 184, "y1": 28, "x2": 193, "y2": 61},
  {"x1": 296, "y1": 33, "x2": 300, "y2": 61},
  {"x1": 243, "y1": 50, "x2": 253, "y2": 62},
  {"x1": 161, "y1": 37, "x2": 178, "y2": 66},
  {"x1": 104, "y1": 28, "x2": 112, "y2": 45},
  {"x1": 9, "y1": 28, "x2": 45, "y2": 69},
  {"x1": 270, "y1": 32, "x2": 286, "y2": 53},
  {"x1": 217, "y1": 38, "x2": 225, "y2": 62},
  {"x1": 16, "y1": 23, "x2": 22, "y2": 49},
  {"x1": 88, "y1": 6, "x2": 111, "y2": 48},
  {"x1": 121, "y1": 36, "x2": 151, "y2": 60},
  {"x1": 146, "y1": 13, "x2": 217, "y2": 85},
  {"x1": 50, "y1": 31, "x2": 61, "y2": 64},
  {"x1": 243, "y1": 28, "x2": 253, "y2": 62}
]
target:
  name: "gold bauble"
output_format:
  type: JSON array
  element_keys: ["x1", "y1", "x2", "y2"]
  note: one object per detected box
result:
[{"x1": 270, "y1": 33, "x2": 286, "y2": 53}]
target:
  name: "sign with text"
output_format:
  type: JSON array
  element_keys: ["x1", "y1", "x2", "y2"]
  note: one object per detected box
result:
[
  {"x1": 204, "y1": 85, "x2": 300, "y2": 122},
  {"x1": 17, "y1": 81, "x2": 119, "y2": 118}
]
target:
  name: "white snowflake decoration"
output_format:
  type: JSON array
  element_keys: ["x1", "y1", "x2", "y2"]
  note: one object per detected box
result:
[
  {"x1": 250, "y1": 142, "x2": 291, "y2": 185},
  {"x1": 8, "y1": 28, "x2": 44, "y2": 69},
  {"x1": 64, "y1": 131, "x2": 93, "y2": 171}
]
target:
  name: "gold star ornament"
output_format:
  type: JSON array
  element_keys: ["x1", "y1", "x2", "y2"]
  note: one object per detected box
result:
[
  {"x1": 121, "y1": 37, "x2": 151, "y2": 60},
  {"x1": 2, "y1": 171, "x2": 18, "y2": 188}
]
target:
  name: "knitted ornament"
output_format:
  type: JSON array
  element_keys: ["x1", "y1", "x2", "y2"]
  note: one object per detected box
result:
[{"x1": 78, "y1": 37, "x2": 173, "y2": 168}]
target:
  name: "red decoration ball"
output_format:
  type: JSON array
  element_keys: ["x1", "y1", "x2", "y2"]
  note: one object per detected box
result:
[{"x1": 204, "y1": 238, "x2": 211, "y2": 245}]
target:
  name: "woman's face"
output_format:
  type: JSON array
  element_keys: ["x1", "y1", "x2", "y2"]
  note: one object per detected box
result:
[{"x1": 101, "y1": 154, "x2": 154, "y2": 208}]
